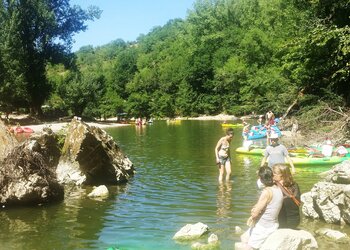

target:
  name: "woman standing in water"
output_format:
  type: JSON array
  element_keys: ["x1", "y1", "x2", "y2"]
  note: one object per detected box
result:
[
  {"x1": 273, "y1": 164, "x2": 301, "y2": 229},
  {"x1": 215, "y1": 128, "x2": 234, "y2": 182}
]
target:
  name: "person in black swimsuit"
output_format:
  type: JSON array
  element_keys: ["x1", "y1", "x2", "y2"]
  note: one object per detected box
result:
[{"x1": 215, "y1": 128, "x2": 234, "y2": 182}]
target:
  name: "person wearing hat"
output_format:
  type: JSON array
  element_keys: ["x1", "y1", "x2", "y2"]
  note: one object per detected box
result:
[{"x1": 260, "y1": 134, "x2": 296, "y2": 174}]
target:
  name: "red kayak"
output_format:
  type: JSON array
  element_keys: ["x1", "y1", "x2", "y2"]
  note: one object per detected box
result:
[
  {"x1": 12, "y1": 126, "x2": 34, "y2": 133},
  {"x1": 22, "y1": 127, "x2": 34, "y2": 133}
]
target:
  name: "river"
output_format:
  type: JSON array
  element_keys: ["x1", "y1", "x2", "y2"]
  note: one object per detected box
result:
[{"x1": 0, "y1": 120, "x2": 348, "y2": 249}]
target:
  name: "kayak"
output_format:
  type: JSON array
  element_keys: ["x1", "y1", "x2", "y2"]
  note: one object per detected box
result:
[
  {"x1": 235, "y1": 147, "x2": 264, "y2": 155},
  {"x1": 11, "y1": 126, "x2": 34, "y2": 133},
  {"x1": 166, "y1": 119, "x2": 181, "y2": 125},
  {"x1": 289, "y1": 155, "x2": 350, "y2": 166},
  {"x1": 22, "y1": 127, "x2": 34, "y2": 133},
  {"x1": 221, "y1": 123, "x2": 244, "y2": 128},
  {"x1": 235, "y1": 146, "x2": 329, "y2": 158},
  {"x1": 247, "y1": 125, "x2": 282, "y2": 140}
]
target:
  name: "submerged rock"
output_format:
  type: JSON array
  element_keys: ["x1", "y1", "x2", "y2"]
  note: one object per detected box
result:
[
  {"x1": 315, "y1": 228, "x2": 349, "y2": 243},
  {"x1": 56, "y1": 118, "x2": 135, "y2": 185},
  {"x1": 173, "y1": 222, "x2": 209, "y2": 241},
  {"x1": 88, "y1": 185, "x2": 109, "y2": 198}
]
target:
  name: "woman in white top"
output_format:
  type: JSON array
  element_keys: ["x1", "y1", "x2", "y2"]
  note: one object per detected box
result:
[
  {"x1": 215, "y1": 128, "x2": 234, "y2": 182},
  {"x1": 239, "y1": 167, "x2": 283, "y2": 249}
]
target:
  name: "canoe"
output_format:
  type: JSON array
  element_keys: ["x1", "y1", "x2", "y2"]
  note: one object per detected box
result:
[
  {"x1": 14, "y1": 127, "x2": 23, "y2": 133},
  {"x1": 11, "y1": 126, "x2": 34, "y2": 134},
  {"x1": 221, "y1": 123, "x2": 244, "y2": 128},
  {"x1": 289, "y1": 155, "x2": 350, "y2": 166},
  {"x1": 235, "y1": 147, "x2": 264, "y2": 155},
  {"x1": 247, "y1": 125, "x2": 282, "y2": 140},
  {"x1": 235, "y1": 146, "x2": 325, "y2": 157},
  {"x1": 22, "y1": 127, "x2": 34, "y2": 133},
  {"x1": 166, "y1": 119, "x2": 181, "y2": 125}
]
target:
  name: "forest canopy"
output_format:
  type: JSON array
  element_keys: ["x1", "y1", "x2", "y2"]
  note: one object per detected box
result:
[{"x1": 0, "y1": 0, "x2": 349, "y2": 121}]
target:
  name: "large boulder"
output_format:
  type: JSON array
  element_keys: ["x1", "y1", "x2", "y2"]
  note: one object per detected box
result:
[
  {"x1": 301, "y1": 182, "x2": 350, "y2": 224},
  {"x1": 319, "y1": 160, "x2": 350, "y2": 184},
  {"x1": 301, "y1": 160, "x2": 350, "y2": 224},
  {"x1": 56, "y1": 118, "x2": 134, "y2": 185},
  {"x1": 30, "y1": 127, "x2": 61, "y2": 169},
  {"x1": 0, "y1": 120, "x2": 18, "y2": 160},
  {"x1": 0, "y1": 138, "x2": 64, "y2": 206},
  {"x1": 260, "y1": 229, "x2": 318, "y2": 250}
]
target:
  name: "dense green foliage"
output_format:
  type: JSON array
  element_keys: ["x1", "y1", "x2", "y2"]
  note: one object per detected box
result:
[
  {"x1": 1, "y1": 0, "x2": 349, "y2": 119},
  {"x1": 0, "y1": 0, "x2": 100, "y2": 116}
]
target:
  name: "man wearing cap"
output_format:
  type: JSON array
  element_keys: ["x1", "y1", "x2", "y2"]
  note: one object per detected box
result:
[{"x1": 260, "y1": 134, "x2": 296, "y2": 174}]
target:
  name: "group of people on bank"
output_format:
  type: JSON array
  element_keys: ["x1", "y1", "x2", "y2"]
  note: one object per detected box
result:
[
  {"x1": 215, "y1": 121, "x2": 301, "y2": 249},
  {"x1": 241, "y1": 111, "x2": 281, "y2": 144}
]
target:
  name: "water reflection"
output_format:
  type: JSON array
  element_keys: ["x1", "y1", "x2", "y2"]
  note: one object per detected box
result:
[
  {"x1": 216, "y1": 181, "x2": 233, "y2": 221},
  {"x1": 1, "y1": 121, "x2": 349, "y2": 250}
]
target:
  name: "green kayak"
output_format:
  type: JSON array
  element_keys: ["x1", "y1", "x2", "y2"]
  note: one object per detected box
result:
[
  {"x1": 235, "y1": 147, "x2": 264, "y2": 155},
  {"x1": 289, "y1": 155, "x2": 350, "y2": 166},
  {"x1": 235, "y1": 147, "x2": 350, "y2": 166}
]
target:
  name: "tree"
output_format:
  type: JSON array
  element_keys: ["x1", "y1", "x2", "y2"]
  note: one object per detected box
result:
[
  {"x1": 283, "y1": 0, "x2": 350, "y2": 105},
  {"x1": 0, "y1": 0, "x2": 101, "y2": 116}
]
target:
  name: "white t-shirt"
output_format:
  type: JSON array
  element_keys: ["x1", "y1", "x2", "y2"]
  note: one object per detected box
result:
[{"x1": 321, "y1": 144, "x2": 333, "y2": 157}]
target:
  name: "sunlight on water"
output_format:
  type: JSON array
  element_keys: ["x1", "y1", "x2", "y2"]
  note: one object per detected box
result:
[{"x1": 0, "y1": 120, "x2": 348, "y2": 250}]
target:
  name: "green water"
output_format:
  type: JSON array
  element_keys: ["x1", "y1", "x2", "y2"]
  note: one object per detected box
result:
[{"x1": 0, "y1": 120, "x2": 348, "y2": 249}]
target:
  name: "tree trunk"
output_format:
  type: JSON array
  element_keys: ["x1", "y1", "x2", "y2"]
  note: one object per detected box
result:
[{"x1": 282, "y1": 88, "x2": 305, "y2": 119}]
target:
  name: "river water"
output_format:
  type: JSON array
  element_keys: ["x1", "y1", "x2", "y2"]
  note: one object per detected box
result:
[{"x1": 0, "y1": 120, "x2": 349, "y2": 249}]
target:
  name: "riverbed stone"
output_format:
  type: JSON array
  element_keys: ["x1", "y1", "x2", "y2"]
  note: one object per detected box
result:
[
  {"x1": 173, "y1": 222, "x2": 209, "y2": 240},
  {"x1": 260, "y1": 229, "x2": 318, "y2": 250},
  {"x1": 315, "y1": 228, "x2": 349, "y2": 243},
  {"x1": 56, "y1": 118, "x2": 135, "y2": 185},
  {"x1": 88, "y1": 185, "x2": 109, "y2": 198},
  {"x1": 191, "y1": 233, "x2": 219, "y2": 249}
]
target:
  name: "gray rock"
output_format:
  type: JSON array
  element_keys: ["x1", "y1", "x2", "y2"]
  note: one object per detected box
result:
[
  {"x1": 0, "y1": 138, "x2": 64, "y2": 206},
  {"x1": 207, "y1": 233, "x2": 219, "y2": 244},
  {"x1": 302, "y1": 181, "x2": 350, "y2": 224},
  {"x1": 315, "y1": 228, "x2": 349, "y2": 243},
  {"x1": 260, "y1": 229, "x2": 318, "y2": 250},
  {"x1": 191, "y1": 234, "x2": 219, "y2": 249},
  {"x1": 321, "y1": 161, "x2": 350, "y2": 184},
  {"x1": 173, "y1": 222, "x2": 209, "y2": 241},
  {"x1": 235, "y1": 226, "x2": 243, "y2": 234},
  {"x1": 56, "y1": 118, "x2": 135, "y2": 185},
  {"x1": 301, "y1": 192, "x2": 320, "y2": 219},
  {"x1": 88, "y1": 185, "x2": 109, "y2": 198}
]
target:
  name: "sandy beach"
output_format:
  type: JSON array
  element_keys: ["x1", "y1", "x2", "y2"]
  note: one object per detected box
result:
[
  {"x1": 5, "y1": 113, "x2": 244, "y2": 134},
  {"x1": 26, "y1": 121, "x2": 130, "y2": 133}
]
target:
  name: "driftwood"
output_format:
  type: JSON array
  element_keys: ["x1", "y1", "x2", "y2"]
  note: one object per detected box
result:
[
  {"x1": 281, "y1": 88, "x2": 305, "y2": 120},
  {"x1": 298, "y1": 104, "x2": 350, "y2": 145}
]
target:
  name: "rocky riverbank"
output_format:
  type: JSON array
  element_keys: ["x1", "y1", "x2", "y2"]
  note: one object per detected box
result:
[{"x1": 0, "y1": 117, "x2": 134, "y2": 207}]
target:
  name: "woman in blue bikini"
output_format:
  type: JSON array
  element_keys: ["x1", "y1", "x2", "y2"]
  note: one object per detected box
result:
[{"x1": 215, "y1": 128, "x2": 234, "y2": 182}]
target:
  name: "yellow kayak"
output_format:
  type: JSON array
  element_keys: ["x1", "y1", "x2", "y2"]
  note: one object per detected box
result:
[{"x1": 221, "y1": 123, "x2": 244, "y2": 128}]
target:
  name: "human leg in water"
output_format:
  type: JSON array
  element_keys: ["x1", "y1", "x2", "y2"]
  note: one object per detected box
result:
[{"x1": 224, "y1": 160, "x2": 231, "y2": 181}]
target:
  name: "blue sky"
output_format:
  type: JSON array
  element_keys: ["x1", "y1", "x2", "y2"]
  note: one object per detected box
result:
[{"x1": 70, "y1": 0, "x2": 197, "y2": 51}]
